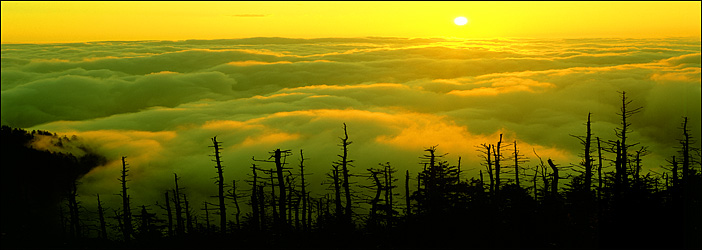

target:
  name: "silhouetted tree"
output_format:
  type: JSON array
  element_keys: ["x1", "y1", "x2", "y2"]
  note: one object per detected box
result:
[
  {"x1": 119, "y1": 156, "x2": 133, "y2": 242},
  {"x1": 571, "y1": 113, "x2": 595, "y2": 193},
  {"x1": 414, "y1": 146, "x2": 460, "y2": 216},
  {"x1": 597, "y1": 137, "x2": 604, "y2": 200},
  {"x1": 183, "y1": 193, "x2": 193, "y2": 233},
  {"x1": 209, "y1": 137, "x2": 227, "y2": 234},
  {"x1": 66, "y1": 179, "x2": 81, "y2": 239},
  {"x1": 228, "y1": 180, "x2": 242, "y2": 230},
  {"x1": 494, "y1": 134, "x2": 504, "y2": 194},
  {"x1": 382, "y1": 162, "x2": 397, "y2": 227},
  {"x1": 203, "y1": 202, "x2": 212, "y2": 233},
  {"x1": 365, "y1": 168, "x2": 383, "y2": 229},
  {"x1": 548, "y1": 159, "x2": 559, "y2": 197},
  {"x1": 96, "y1": 194, "x2": 108, "y2": 239},
  {"x1": 135, "y1": 205, "x2": 161, "y2": 239},
  {"x1": 247, "y1": 164, "x2": 261, "y2": 230},
  {"x1": 163, "y1": 191, "x2": 173, "y2": 237},
  {"x1": 405, "y1": 170, "x2": 411, "y2": 216},
  {"x1": 333, "y1": 123, "x2": 354, "y2": 226},
  {"x1": 298, "y1": 150, "x2": 310, "y2": 232},
  {"x1": 172, "y1": 173, "x2": 185, "y2": 236},
  {"x1": 254, "y1": 149, "x2": 293, "y2": 229},
  {"x1": 678, "y1": 117, "x2": 700, "y2": 185},
  {"x1": 612, "y1": 91, "x2": 643, "y2": 193},
  {"x1": 511, "y1": 140, "x2": 529, "y2": 187},
  {"x1": 331, "y1": 165, "x2": 343, "y2": 223},
  {"x1": 532, "y1": 149, "x2": 550, "y2": 201},
  {"x1": 477, "y1": 144, "x2": 495, "y2": 194}
]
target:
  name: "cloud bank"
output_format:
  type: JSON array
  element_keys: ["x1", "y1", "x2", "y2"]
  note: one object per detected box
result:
[{"x1": 2, "y1": 37, "x2": 700, "y2": 215}]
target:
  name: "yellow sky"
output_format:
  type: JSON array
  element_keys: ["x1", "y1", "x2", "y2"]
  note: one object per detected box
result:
[{"x1": 2, "y1": 1, "x2": 700, "y2": 44}]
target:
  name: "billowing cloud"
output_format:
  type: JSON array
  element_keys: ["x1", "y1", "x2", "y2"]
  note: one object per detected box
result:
[{"x1": 2, "y1": 37, "x2": 700, "y2": 218}]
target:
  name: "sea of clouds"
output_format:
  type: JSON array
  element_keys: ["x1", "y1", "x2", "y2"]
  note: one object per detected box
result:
[{"x1": 1, "y1": 37, "x2": 700, "y2": 216}]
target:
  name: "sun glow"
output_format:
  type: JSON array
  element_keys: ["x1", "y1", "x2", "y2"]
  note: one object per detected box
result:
[{"x1": 454, "y1": 16, "x2": 468, "y2": 26}]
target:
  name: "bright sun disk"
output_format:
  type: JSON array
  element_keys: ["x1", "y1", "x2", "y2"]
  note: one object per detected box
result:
[{"x1": 454, "y1": 16, "x2": 468, "y2": 26}]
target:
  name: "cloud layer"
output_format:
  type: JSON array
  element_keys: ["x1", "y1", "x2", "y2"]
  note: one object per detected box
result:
[{"x1": 2, "y1": 37, "x2": 700, "y2": 214}]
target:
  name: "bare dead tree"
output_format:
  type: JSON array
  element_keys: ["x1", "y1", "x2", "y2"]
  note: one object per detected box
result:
[
  {"x1": 209, "y1": 137, "x2": 227, "y2": 234},
  {"x1": 164, "y1": 191, "x2": 173, "y2": 237},
  {"x1": 254, "y1": 149, "x2": 293, "y2": 229},
  {"x1": 533, "y1": 149, "x2": 549, "y2": 200},
  {"x1": 67, "y1": 179, "x2": 81, "y2": 239},
  {"x1": 548, "y1": 159, "x2": 559, "y2": 197},
  {"x1": 382, "y1": 162, "x2": 397, "y2": 227},
  {"x1": 202, "y1": 202, "x2": 211, "y2": 233},
  {"x1": 298, "y1": 150, "x2": 310, "y2": 232},
  {"x1": 671, "y1": 156, "x2": 679, "y2": 189},
  {"x1": 405, "y1": 170, "x2": 411, "y2": 216},
  {"x1": 512, "y1": 140, "x2": 529, "y2": 187},
  {"x1": 228, "y1": 180, "x2": 241, "y2": 230},
  {"x1": 571, "y1": 113, "x2": 595, "y2": 192},
  {"x1": 97, "y1": 194, "x2": 108, "y2": 239},
  {"x1": 172, "y1": 174, "x2": 185, "y2": 236},
  {"x1": 183, "y1": 193, "x2": 193, "y2": 233},
  {"x1": 476, "y1": 144, "x2": 494, "y2": 194},
  {"x1": 333, "y1": 123, "x2": 354, "y2": 225},
  {"x1": 614, "y1": 91, "x2": 643, "y2": 191},
  {"x1": 268, "y1": 170, "x2": 278, "y2": 224},
  {"x1": 633, "y1": 146, "x2": 649, "y2": 182},
  {"x1": 331, "y1": 165, "x2": 343, "y2": 221},
  {"x1": 678, "y1": 117, "x2": 699, "y2": 186},
  {"x1": 119, "y1": 156, "x2": 132, "y2": 242},
  {"x1": 366, "y1": 168, "x2": 383, "y2": 228},
  {"x1": 494, "y1": 134, "x2": 503, "y2": 194},
  {"x1": 258, "y1": 185, "x2": 266, "y2": 230},
  {"x1": 247, "y1": 164, "x2": 261, "y2": 230},
  {"x1": 532, "y1": 167, "x2": 539, "y2": 200}
]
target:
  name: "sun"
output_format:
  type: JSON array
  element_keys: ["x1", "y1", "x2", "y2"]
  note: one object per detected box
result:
[{"x1": 454, "y1": 16, "x2": 468, "y2": 26}]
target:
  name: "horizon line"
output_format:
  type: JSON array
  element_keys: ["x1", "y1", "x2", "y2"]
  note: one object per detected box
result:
[{"x1": 3, "y1": 35, "x2": 701, "y2": 45}]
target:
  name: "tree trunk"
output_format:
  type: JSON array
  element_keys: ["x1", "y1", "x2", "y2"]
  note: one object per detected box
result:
[
  {"x1": 204, "y1": 202, "x2": 210, "y2": 233},
  {"x1": 369, "y1": 170, "x2": 382, "y2": 227},
  {"x1": 514, "y1": 141, "x2": 520, "y2": 187},
  {"x1": 164, "y1": 191, "x2": 173, "y2": 237},
  {"x1": 232, "y1": 180, "x2": 241, "y2": 230},
  {"x1": 211, "y1": 137, "x2": 227, "y2": 234},
  {"x1": 339, "y1": 124, "x2": 353, "y2": 224},
  {"x1": 97, "y1": 194, "x2": 107, "y2": 239},
  {"x1": 494, "y1": 134, "x2": 503, "y2": 194},
  {"x1": 332, "y1": 166, "x2": 343, "y2": 222},
  {"x1": 273, "y1": 149, "x2": 287, "y2": 227},
  {"x1": 584, "y1": 113, "x2": 592, "y2": 192},
  {"x1": 405, "y1": 170, "x2": 411, "y2": 216},
  {"x1": 548, "y1": 159, "x2": 558, "y2": 197},
  {"x1": 67, "y1": 180, "x2": 81, "y2": 239},
  {"x1": 672, "y1": 156, "x2": 678, "y2": 189},
  {"x1": 299, "y1": 150, "x2": 308, "y2": 231},
  {"x1": 681, "y1": 117, "x2": 689, "y2": 184},
  {"x1": 258, "y1": 186, "x2": 266, "y2": 230},
  {"x1": 250, "y1": 165, "x2": 260, "y2": 230},
  {"x1": 184, "y1": 193, "x2": 193, "y2": 233},
  {"x1": 120, "y1": 156, "x2": 132, "y2": 242},
  {"x1": 486, "y1": 145, "x2": 494, "y2": 194},
  {"x1": 615, "y1": 140, "x2": 623, "y2": 197},
  {"x1": 173, "y1": 174, "x2": 184, "y2": 236},
  {"x1": 269, "y1": 170, "x2": 278, "y2": 225},
  {"x1": 597, "y1": 137, "x2": 603, "y2": 200}
]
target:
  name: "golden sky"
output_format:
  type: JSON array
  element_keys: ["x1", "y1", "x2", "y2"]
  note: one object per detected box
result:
[{"x1": 2, "y1": 1, "x2": 700, "y2": 43}]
